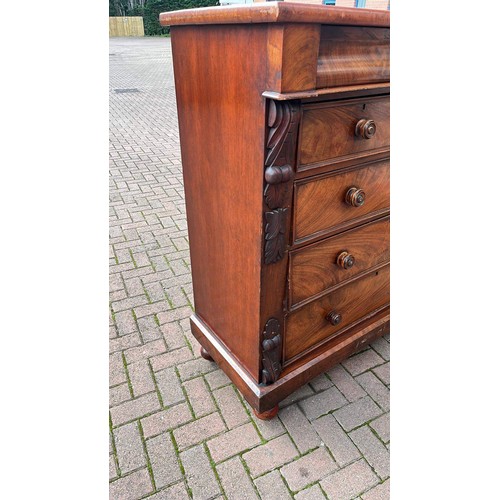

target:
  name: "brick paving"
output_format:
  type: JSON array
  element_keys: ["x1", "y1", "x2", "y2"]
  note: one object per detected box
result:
[{"x1": 109, "y1": 36, "x2": 390, "y2": 500}]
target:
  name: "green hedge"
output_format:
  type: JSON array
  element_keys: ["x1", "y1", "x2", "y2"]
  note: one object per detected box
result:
[{"x1": 144, "y1": 0, "x2": 219, "y2": 36}]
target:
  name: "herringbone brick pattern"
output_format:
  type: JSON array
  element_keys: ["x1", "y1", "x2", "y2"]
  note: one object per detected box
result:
[{"x1": 109, "y1": 37, "x2": 390, "y2": 500}]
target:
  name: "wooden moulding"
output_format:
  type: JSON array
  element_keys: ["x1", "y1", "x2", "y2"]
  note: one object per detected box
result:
[
  {"x1": 191, "y1": 312, "x2": 389, "y2": 413},
  {"x1": 159, "y1": 3, "x2": 390, "y2": 28}
]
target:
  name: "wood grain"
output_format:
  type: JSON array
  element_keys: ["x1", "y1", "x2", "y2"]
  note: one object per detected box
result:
[
  {"x1": 289, "y1": 216, "x2": 389, "y2": 307},
  {"x1": 160, "y1": 3, "x2": 390, "y2": 28},
  {"x1": 171, "y1": 24, "x2": 270, "y2": 380},
  {"x1": 285, "y1": 265, "x2": 390, "y2": 362},
  {"x1": 298, "y1": 96, "x2": 390, "y2": 169},
  {"x1": 317, "y1": 26, "x2": 390, "y2": 88},
  {"x1": 294, "y1": 160, "x2": 390, "y2": 243}
]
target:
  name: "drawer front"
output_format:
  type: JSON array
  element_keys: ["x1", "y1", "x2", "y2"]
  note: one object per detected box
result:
[
  {"x1": 298, "y1": 96, "x2": 389, "y2": 170},
  {"x1": 294, "y1": 160, "x2": 389, "y2": 244},
  {"x1": 316, "y1": 26, "x2": 390, "y2": 89},
  {"x1": 284, "y1": 265, "x2": 389, "y2": 362},
  {"x1": 289, "y1": 217, "x2": 389, "y2": 308}
]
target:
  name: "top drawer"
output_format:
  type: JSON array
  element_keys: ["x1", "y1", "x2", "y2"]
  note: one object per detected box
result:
[
  {"x1": 298, "y1": 96, "x2": 389, "y2": 171},
  {"x1": 316, "y1": 26, "x2": 390, "y2": 89}
]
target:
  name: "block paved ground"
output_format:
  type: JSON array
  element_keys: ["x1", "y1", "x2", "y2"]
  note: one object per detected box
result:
[{"x1": 109, "y1": 36, "x2": 390, "y2": 500}]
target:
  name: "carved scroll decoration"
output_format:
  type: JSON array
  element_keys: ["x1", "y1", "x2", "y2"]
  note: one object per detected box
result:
[
  {"x1": 264, "y1": 208, "x2": 288, "y2": 265},
  {"x1": 264, "y1": 100, "x2": 299, "y2": 210},
  {"x1": 261, "y1": 318, "x2": 282, "y2": 385}
]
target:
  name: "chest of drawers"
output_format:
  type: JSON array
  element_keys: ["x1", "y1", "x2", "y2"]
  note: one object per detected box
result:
[{"x1": 160, "y1": 2, "x2": 390, "y2": 419}]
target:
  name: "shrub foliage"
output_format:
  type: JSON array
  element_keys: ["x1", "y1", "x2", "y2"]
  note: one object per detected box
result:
[{"x1": 110, "y1": 0, "x2": 219, "y2": 36}]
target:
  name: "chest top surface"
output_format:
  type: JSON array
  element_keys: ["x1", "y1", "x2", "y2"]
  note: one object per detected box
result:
[{"x1": 159, "y1": 2, "x2": 390, "y2": 27}]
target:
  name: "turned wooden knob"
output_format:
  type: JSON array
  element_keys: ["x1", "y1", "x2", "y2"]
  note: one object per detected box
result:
[
  {"x1": 337, "y1": 251, "x2": 355, "y2": 270},
  {"x1": 355, "y1": 118, "x2": 376, "y2": 139},
  {"x1": 326, "y1": 311, "x2": 342, "y2": 326},
  {"x1": 345, "y1": 187, "x2": 365, "y2": 207}
]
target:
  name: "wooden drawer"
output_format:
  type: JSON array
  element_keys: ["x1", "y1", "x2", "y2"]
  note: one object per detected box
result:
[
  {"x1": 316, "y1": 26, "x2": 390, "y2": 89},
  {"x1": 289, "y1": 217, "x2": 389, "y2": 308},
  {"x1": 293, "y1": 159, "x2": 389, "y2": 244},
  {"x1": 284, "y1": 265, "x2": 389, "y2": 363},
  {"x1": 298, "y1": 96, "x2": 389, "y2": 171}
]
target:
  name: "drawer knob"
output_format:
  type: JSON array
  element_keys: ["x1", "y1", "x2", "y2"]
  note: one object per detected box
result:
[
  {"x1": 337, "y1": 251, "x2": 355, "y2": 270},
  {"x1": 345, "y1": 187, "x2": 366, "y2": 207},
  {"x1": 355, "y1": 118, "x2": 377, "y2": 139},
  {"x1": 326, "y1": 311, "x2": 342, "y2": 326}
]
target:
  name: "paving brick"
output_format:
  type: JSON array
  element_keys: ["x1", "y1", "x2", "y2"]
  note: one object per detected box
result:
[
  {"x1": 109, "y1": 332, "x2": 142, "y2": 354},
  {"x1": 243, "y1": 434, "x2": 298, "y2": 478},
  {"x1": 146, "y1": 433, "x2": 182, "y2": 488},
  {"x1": 251, "y1": 410, "x2": 286, "y2": 441},
  {"x1": 327, "y1": 364, "x2": 367, "y2": 402},
  {"x1": 180, "y1": 444, "x2": 221, "y2": 500},
  {"x1": 109, "y1": 454, "x2": 118, "y2": 480},
  {"x1": 157, "y1": 305, "x2": 193, "y2": 324},
  {"x1": 134, "y1": 300, "x2": 173, "y2": 320},
  {"x1": 217, "y1": 456, "x2": 259, "y2": 500},
  {"x1": 213, "y1": 385, "x2": 249, "y2": 428},
  {"x1": 110, "y1": 324, "x2": 118, "y2": 340},
  {"x1": 369, "y1": 412, "x2": 390, "y2": 444},
  {"x1": 173, "y1": 412, "x2": 226, "y2": 450},
  {"x1": 161, "y1": 321, "x2": 187, "y2": 350},
  {"x1": 294, "y1": 484, "x2": 326, "y2": 499},
  {"x1": 278, "y1": 404, "x2": 321, "y2": 454},
  {"x1": 124, "y1": 276, "x2": 146, "y2": 298},
  {"x1": 373, "y1": 362, "x2": 390, "y2": 385},
  {"x1": 128, "y1": 359, "x2": 156, "y2": 397},
  {"x1": 150, "y1": 347, "x2": 193, "y2": 372},
  {"x1": 110, "y1": 383, "x2": 132, "y2": 408},
  {"x1": 205, "y1": 369, "x2": 231, "y2": 390},
  {"x1": 362, "y1": 479, "x2": 390, "y2": 500},
  {"x1": 369, "y1": 337, "x2": 390, "y2": 361},
  {"x1": 141, "y1": 404, "x2": 193, "y2": 439},
  {"x1": 342, "y1": 349, "x2": 384, "y2": 377},
  {"x1": 114, "y1": 421, "x2": 146, "y2": 474},
  {"x1": 111, "y1": 392, "x2": 161, "y2": 427},
  {"x1": 308, "y1": 374, "x2": 333, "y2": 392},
  {"x1": 349, "y1": 426, "x2": 390, "y2": 480},
  {"x1": 109, "y1": 273, "x2": 124, "y2": 292},
  {"x1": 333, "y1": 396, "x2": 383, "y2": 432},
  {"x1": 125, "y1": 339, "x2": 166, "y2": 364},
  {"x1": 111, "y1": 294, "x2": 150, "y2": 313},
  {"x1": 109, "y1": 468, "x2": 153, "y2": 500},
  {"x1": 356, "y1": 371, "x2": 390, "y2": 411},
  {"x1": 137, "y1": 315, "x2": 163, "y2": 342},
  {"x1": 207, "y1": 422, "x2": 261, "y2": 463},
  {"x1": 254, "y1": 469, "x2": 292, "y2": 500},
  {"x1": 280, "y1": 385, "x2": 315, "y2": 408},
  {"x1": 177, "y1": 357, "x2": 218, "y2": 380},
  {"x1": 183, "y1": 376, "x2": 216, "y2": 417},
  {"x1": 147, "y1": 482, "x2": 190, "y2": 499},
  {"x1": 109, "y1": 352, "x2": 127, "y2": 387},
  {"x1": 298, "y1": 386, "x2": 348, "y2": 420},
  {"x1": 320, "y1": 460, "x2": 379, "y2": 500},
  {"x1": 312, "y1": 414, "x2": 361, "y2": 467},
  {"x1": 154, "y1": 367, "x2": 185, "y2": 406},
  {"x1": 280, "y1": 447, "x2": 337, "y2": 492}
]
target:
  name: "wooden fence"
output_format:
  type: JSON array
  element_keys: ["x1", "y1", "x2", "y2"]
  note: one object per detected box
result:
[{"x1": 109, "y1": 17, "x2": 145, "y2": 37}]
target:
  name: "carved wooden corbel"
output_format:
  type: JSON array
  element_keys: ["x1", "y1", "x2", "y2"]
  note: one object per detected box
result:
[{"x1": 261, "y1": 318, "x2": 282, "y2": 385}]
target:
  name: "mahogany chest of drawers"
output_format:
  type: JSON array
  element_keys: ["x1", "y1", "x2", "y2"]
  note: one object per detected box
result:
[{"x1": 160, "y1": 3, "x2": 390, "y2": 419}]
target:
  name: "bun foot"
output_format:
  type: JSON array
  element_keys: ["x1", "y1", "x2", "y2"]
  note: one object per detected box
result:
[
  {"x1": 200, "y1": 346, "x2": 214, "y2": 362},
  {"x1": 253, "y1": 405, "x2": 279, "y2": 420}
]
